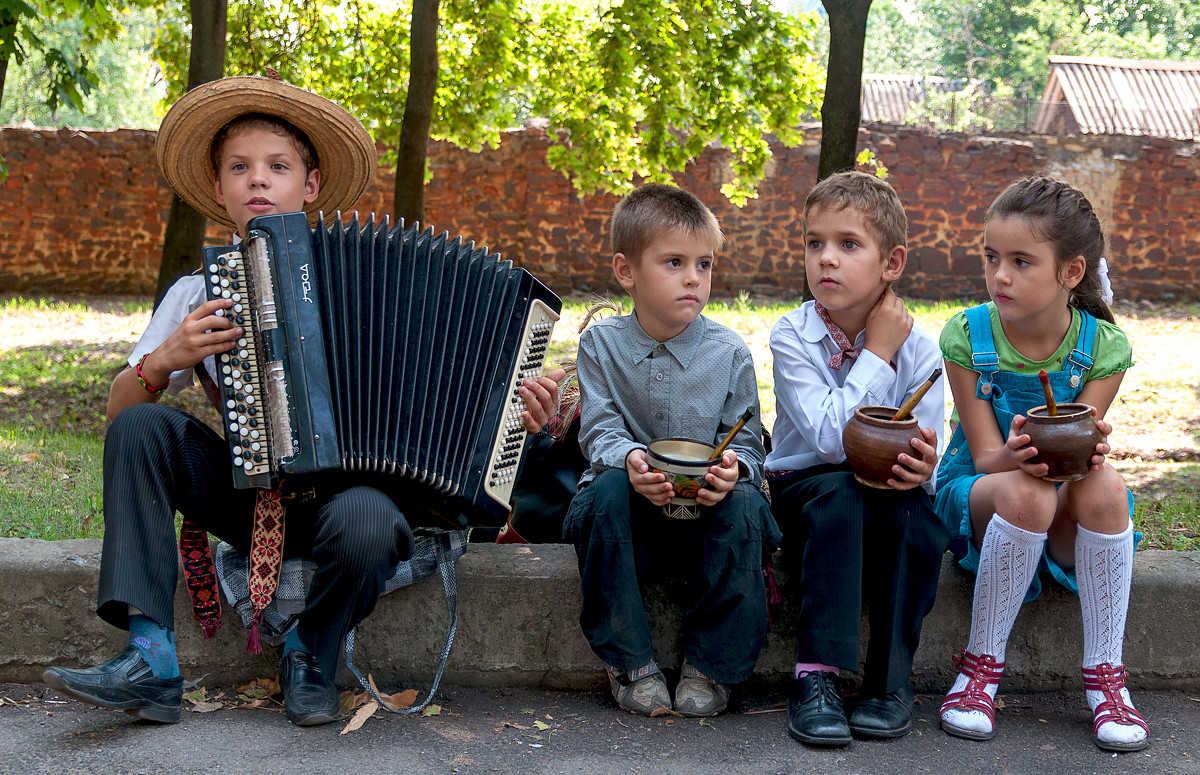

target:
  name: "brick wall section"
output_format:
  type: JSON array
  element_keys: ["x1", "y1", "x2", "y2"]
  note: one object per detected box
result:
[{"x1": 2, "y1": 123, "x2": 1198, "y2": 300}]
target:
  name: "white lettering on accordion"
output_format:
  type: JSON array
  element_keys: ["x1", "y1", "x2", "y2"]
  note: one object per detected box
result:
[{"x1": 300, "y1": 263, "x2": 314, "y2": 304}]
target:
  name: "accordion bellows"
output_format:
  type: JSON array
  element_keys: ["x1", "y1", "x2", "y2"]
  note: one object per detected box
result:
[{"x1": 203, "y1": 211, "x2": 561, "y2": 525}]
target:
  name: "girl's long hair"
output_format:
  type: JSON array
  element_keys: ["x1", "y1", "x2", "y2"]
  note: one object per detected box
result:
[{"x1": 987, "y1": 177, "x2": 1116, "y2": 324}]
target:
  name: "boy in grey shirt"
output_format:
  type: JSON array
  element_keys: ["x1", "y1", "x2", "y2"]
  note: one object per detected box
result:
[{"x1": 564, "y1": 183, "x2": 780, "y2": 717}]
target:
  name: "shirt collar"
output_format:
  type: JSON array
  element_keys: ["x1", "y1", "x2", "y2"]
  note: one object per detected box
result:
[
  {"x1": 627, "y1": 312, "x2": 706, "y2": 367},
  {"x1": 800, "y1": 302, "x2": 865, "y2": 347}
]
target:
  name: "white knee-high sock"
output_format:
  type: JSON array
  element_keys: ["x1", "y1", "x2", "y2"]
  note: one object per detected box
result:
[
  {"x1": 942, "y1": 514, "x2": 1045, "y2": 735},
  {"x1": 965, "y1": 514, "x2": 1046, "y2": 663},
  {"x1": 1077, "y1": 520, "x2": 1144, "y2": 746},
  {"x1": 1077, "y1": 521, "x2": 1134, "y2": 668}
]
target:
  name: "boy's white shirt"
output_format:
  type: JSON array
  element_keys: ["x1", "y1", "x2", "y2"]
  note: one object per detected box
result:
[
  {"x1": 765, "y1": 300, "x2": 945, "y2": 494},
  {"x1": 127, "y1": 234, "x2": 241, "y2": 396},
  {"x1": 127, "y1": 275, "x2": 216, "y2": 396}
]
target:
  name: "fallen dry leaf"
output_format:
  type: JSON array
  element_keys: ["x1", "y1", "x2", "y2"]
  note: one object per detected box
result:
[
  {"x1": 189, "y1": 701, "x2": 224, "y2": 713},
  {"x1": 505, "y1": 722, "x2": 531, "y2": 730},
  {"x1": 341, "y1": 700, "x2": 379, "y2": 734},
  {"x1": 339, "y1": 690, "x2": 368, "y2": 717},
  {"x1": 648, "y1": 706, "x2": 682, "y2": 718},
  {"x1": 422, "y1": 704, "x2": 441, "y2": 717},
  {"x1": 183, "y1": 687, "x2": 208, "y2": 704},
  {"x1": 237, "y1": 699, "x2": 273, "y2": 709},
  {"x1": 237, "y1": 676, "x2": 281, "y2": 701},
  {"x1": 368, "y1": 674, "x2": 418, "y2": 711},
  {"x1": 533, "y1": 720, "x2": 550, "y2": 731}
]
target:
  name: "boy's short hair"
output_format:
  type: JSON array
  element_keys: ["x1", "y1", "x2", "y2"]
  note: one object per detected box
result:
[
  {"x1": 801, "y1": 171, "x2": 907, "y2": 253},
  {"x1": 210, "y1": 113, "x2": 319, "y2": 176},
  {"x1": 610, "y1": 183, "x2": 724, "y2": 262}
]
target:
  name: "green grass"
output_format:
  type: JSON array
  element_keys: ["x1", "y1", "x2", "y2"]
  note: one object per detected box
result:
[
  {"x1": 0, "y1": 295, "x2": 150, "y2": 315},
  {"x1": 1133, "y1": 465, "x2": 1200, "y2": 551},
  {"x1": 0, "y1": 342, "x2": 127, "y2": 437},
  {"x1": 1, "y1": 294, "x2": 1198, "y2": 548},
  {"x1": 0, "y1": 426, "x2": 105, "y2": 540}
]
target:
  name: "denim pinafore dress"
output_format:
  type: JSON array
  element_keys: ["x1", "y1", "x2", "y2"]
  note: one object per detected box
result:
[{"x1": 933, "y1": 304, "x2": 1135, "y2": 601}]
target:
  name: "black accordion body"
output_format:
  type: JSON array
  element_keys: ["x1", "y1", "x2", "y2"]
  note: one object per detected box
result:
[{"x1": 202, "y1": 211, "x2": 561, "y2": 525}]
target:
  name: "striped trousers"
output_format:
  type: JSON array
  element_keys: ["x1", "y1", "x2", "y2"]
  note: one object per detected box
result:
[{"x1": 98, "y1": 403, "x2": 416, "y2": 676}]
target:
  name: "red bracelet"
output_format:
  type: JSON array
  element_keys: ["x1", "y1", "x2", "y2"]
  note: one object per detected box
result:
[{"x1": 136, "y1": 353, "x2": 169, "y2": 394}]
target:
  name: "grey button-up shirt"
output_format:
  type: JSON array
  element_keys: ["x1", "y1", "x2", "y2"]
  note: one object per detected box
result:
[{"x1": 576, "y1": 312, "x2": 766, "y2": 485}]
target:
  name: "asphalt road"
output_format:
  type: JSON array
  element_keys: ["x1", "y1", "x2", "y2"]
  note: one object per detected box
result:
[{"x1": 2, "y1": 682, "x2": 1198, "y2": 774}]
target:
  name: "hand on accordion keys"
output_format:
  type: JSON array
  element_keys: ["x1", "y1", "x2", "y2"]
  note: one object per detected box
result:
[{"x1": 519, "y1": 367, "x2": 567, "y2": 434}]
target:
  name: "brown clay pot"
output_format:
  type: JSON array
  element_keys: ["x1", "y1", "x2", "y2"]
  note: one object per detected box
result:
[
  {"x1": 841, "y1": 406, "x2": 919, "y2": 489},
  {"x1": 1024, "y1": 403, "x2": 1101, "y2": 482}
]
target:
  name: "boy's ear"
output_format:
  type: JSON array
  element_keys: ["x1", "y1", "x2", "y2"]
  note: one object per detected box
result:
[
  {"x1": 881, "y1": 244, "x2": 907, "y2": 283},
  {"x1": 1061, "y1": 254, "x2": 1086, "y2": 290},
  {"x1": 612, "y1": 252, "x2": 636, "y2": 290},
  {"x1": 304, "y1": 168, "x2": 320, "y2": 204},
  {"x1": 213, "y1": 173, "x2": 225, "y2": 207}
]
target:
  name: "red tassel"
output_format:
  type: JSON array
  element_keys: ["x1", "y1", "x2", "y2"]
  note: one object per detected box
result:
[
  {"x1": 764, "y1": 564, "x2": 782, "y2": 606},
  {"x1": 246, "y1": 613, "x2": 263, "y2": 655},
  {"x1": 201, "y1": 617, "x2": 222, "y2": 640},
  {"x1": 763, "y1": 560, "x2": 782, "y2": 629},
  {"x1": 495, "y1": 514, "x2": 530, "y2": 545}
]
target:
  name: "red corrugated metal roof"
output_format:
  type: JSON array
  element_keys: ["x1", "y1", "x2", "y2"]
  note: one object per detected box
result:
[{"x1": 1034, "y1": 56, "x2": 1200, "y2": 140}]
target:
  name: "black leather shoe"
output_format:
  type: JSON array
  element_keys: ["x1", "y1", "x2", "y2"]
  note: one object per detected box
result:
[
  {"x1": 787, "y1": 672, "x2": 851, "y2": 747},
  {"x1": 43, "y1": 645, "x2": 182, "y2": 723},
  {"x1": 849, "y1": 684, "x2": 914, "y2": 739},
  {"x1": 282, "y1": 650, "x2": 340, "y2": 726}
]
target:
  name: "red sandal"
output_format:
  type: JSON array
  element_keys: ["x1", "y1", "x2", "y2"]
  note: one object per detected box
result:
[
  {"x1": 940, "y1": 649, "x2": 1005, "y2": 741},
  {"x1": 1082, "y1": 663, "x2": 1149, "y2": 752}
]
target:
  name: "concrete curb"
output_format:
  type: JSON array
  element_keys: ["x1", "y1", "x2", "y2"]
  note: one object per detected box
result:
[{"x1": 3, "y1": 538, "x2": 1197, "y2": 692}]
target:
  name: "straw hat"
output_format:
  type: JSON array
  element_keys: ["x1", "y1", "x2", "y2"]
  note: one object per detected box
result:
[{"x1": 156, "y1": 76, "x2": 378, "y2": 230}]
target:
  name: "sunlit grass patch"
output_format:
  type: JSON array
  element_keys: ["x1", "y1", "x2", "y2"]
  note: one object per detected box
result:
[{"x1": 0, "y1": 426, "x2": 105, "y2": 540}]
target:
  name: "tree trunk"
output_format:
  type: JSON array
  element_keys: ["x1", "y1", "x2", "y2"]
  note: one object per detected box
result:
[
  {"x1": 817, "y1": 0, "x2": 872, "y2": 182},
  {"x1": 393, "y1": 0, "x2": 440, "y2": 227},
  {"x1": 154, "y1": 0, "x2": 228, "y2": 309},
  {"x1": 0, "y1": 14, "x2": 15, "y2": 109}
]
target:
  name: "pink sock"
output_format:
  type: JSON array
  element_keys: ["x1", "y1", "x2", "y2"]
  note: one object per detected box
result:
[{"x1": 795, "y1": 662, "x2": 840, "y2": 679}]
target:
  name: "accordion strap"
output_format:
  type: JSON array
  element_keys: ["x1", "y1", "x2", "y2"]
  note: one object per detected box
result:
[
  {"x1": 182, "y1": 365, "x2": 288, "y2": 654},
  {"x1": 180, "y1": 520, "x2": 222, "y2": 638}
]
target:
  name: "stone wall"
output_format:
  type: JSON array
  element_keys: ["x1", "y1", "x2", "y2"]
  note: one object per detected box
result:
[{"x1": 2, "y1": 122, "x2": 1198, "y2": 300}]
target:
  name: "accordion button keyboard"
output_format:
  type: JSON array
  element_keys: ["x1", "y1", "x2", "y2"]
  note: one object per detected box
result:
[{"x1": 209, "y1": 249, "x2": 274, "y2": 484}]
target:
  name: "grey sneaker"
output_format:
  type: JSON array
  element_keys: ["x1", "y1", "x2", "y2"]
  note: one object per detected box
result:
[
  {"x1": 674, "y1": 660, "x2": 730, "y2": 717},
  {"x1": 606, "y1": 662, "x2": 672, "y2": 716}
]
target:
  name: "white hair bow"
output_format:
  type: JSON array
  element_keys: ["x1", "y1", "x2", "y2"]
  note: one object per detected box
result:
[{"x1": 1097, "y1": 256, "x2": 1114, "y2": 305}]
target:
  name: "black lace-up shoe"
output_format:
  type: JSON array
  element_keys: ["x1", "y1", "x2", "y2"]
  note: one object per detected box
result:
[
  {"x1": 43, "y1": 645, "x2": 182, "y2": 723},
  {"x1": 787, "y1": 672, "x2": 851, "y2": 747},
  {"x1": 849, "y1": 684, "x2": 914, "y2": 739},
  {"x1": 281, "y1": 650, "x2": 340, "y2": 726}
]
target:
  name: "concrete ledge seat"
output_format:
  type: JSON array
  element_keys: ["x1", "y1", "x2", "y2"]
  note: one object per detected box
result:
[{"x1": 2, "y1": 538, "x2": 1197, "y2": 691}]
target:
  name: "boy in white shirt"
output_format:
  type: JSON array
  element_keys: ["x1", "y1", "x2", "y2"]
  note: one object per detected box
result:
[{"x1": 766, "y1": 171, "x2": 949, "y2": 746}]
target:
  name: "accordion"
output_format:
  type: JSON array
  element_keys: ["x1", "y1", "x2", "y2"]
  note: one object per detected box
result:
[{"x1": 202, "y1": 211, "x2": 561, "y2": 524}]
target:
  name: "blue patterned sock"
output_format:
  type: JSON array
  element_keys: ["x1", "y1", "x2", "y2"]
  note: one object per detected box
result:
[
  {"x1": 283, "y1": 627, "x2": 309, "y2": 656},
  {"x1": 129, "y1": 614, "x2": 180, "y2": 680}
]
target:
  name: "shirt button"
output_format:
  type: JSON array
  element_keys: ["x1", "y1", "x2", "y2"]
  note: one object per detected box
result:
[
  {"x1": 655, "y1": 373, "x2": 664, "y2": 381},
  {"x1": 655, "y1": 412, "x2": 664, "y2": 421}
]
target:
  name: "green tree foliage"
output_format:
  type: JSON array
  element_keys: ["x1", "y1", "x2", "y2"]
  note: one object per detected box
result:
[
  {"x1": 860, "y1": 0, "x2": 936, "y2": 75},
  {"x1": 0, "y1": 5, "x2": 163, "y2": 128},
  {"x1": 529, "y1": 1, "x2": 821, "y2": 204},
  {"x1": 912, "y1": 0, "x2": 1200, "y2": 96},
  {"x1": 0, "y1": 0, "x2": 155, "y2": 113},
  {"x1": 152, "y1": 0, "x2": 824, "y2": 205}
]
